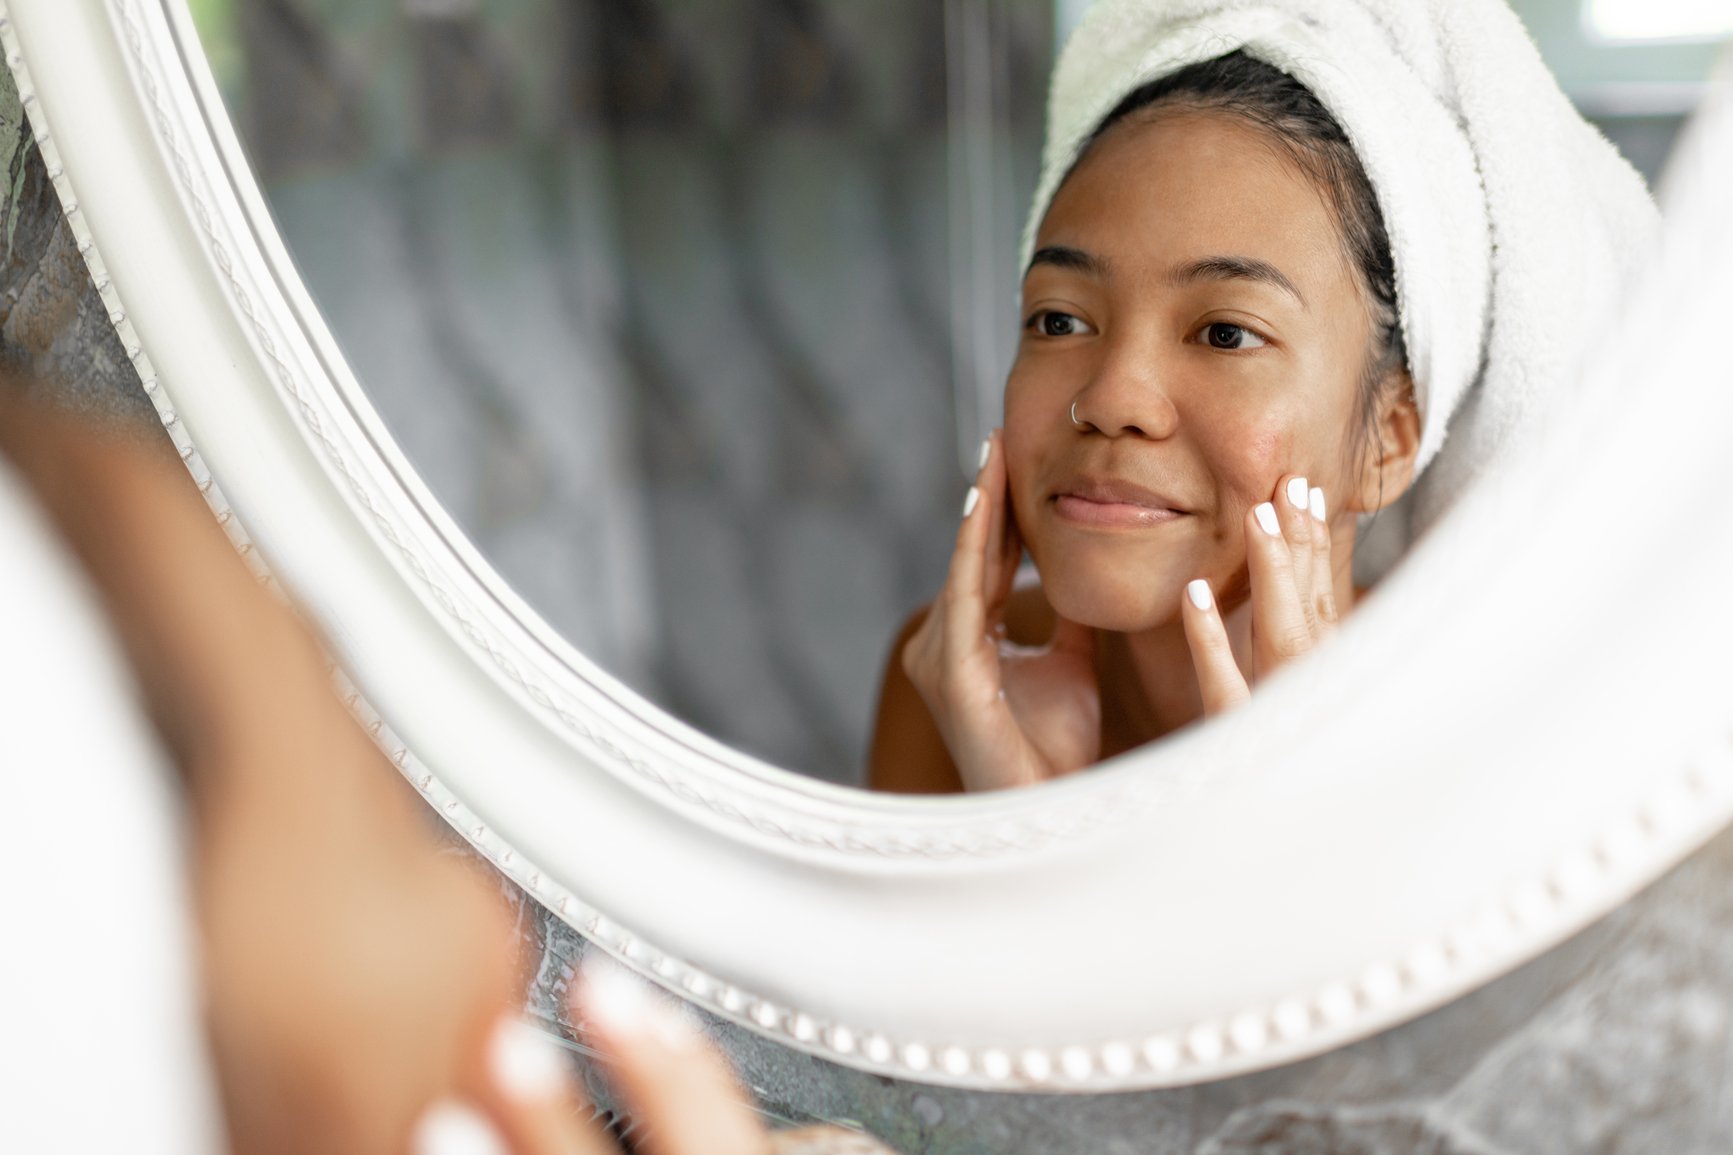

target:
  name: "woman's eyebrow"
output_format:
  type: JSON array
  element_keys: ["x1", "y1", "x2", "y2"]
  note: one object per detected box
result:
[
  {"x1": 1026, "y1": 245, "x2": 1110, "y2": 279},
  {"x1": 1169, "y1": 256, "x2": 1307, "y2": 308}
]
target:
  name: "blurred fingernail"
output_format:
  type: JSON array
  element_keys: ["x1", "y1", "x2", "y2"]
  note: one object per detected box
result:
[
  {"x1": 1187, "y1": 579, "x2": 1212, "y2": 611},
  {"x1": 488, "y1": 1018, "x2": 566, "y2": 1103},
  {"x1": 977, "y1": 436, "x2": 992, "y2": 471},
  {"x1": 1255, "y1": 502, "x2": 1280, "y2": 535},
  {"x1": 1286, "y1": 476, "x2": 1308, "y2": 509},
  {"x1": 411, "y1": 1101, "x2": 508, "y2": 1155},
  {"x1": 962, "y1": 486, "x2": 980, "y2": 519},
  {"x1": 650, "y1": 1004, "x2": 701, "y2": 1052},
  {"x1": 580, "y1": 954, "x2": 699, "y2": 1053},
  {"x1": 581, "y1": 954, "x2": 652, "y2": 1034},
  {"x1": 1309, "y1": 487, "x2": 1326, "y2": 521}
]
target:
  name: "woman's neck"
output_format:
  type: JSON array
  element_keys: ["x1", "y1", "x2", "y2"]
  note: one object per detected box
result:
[
  {"x1": 1099, "y1": 621, "x2": 1207, "y2": 751},
  {"x1": 1098, "y1": 527, "x2": 1361, "y2": 752}
]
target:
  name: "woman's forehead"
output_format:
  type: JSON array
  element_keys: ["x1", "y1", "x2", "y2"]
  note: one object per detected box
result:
[{"x1": 1034, "y1": 109, "x2": 1353, "y2": 295}]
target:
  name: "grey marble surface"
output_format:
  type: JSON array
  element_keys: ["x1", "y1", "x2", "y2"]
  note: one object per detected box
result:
[
  {"x1": 518, "y1": 827, "x2": 1733, "y2": 1154},
  {"x1": 7, "y1": 31, "x2": 1733, "y2": 1155},
  {"x1": 0, "y1": 79, "x2": 154, "y2": 431}
]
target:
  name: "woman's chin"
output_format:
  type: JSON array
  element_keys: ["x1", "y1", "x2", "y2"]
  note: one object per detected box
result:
[{"x1": 1041, "y1": 572, "x2": 1185, "y2": 634}]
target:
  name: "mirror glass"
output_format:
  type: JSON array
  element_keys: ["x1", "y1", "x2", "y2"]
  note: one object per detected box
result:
[
  {"x1": 187, "y1": 0, "x2": 1054, "y2": 784},
  {"x1": 184, "y1": 0, "x2": 1721, "y2": 787}
]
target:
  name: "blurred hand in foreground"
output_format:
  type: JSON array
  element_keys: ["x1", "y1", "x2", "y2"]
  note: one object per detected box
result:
[{"x1": 0, "y1": 399, "x2": 805, "y2": 1154}]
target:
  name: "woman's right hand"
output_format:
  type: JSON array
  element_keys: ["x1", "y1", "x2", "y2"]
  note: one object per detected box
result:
[{"x1": 901, "y1": 432, "x2": 1101, "y2": 792}]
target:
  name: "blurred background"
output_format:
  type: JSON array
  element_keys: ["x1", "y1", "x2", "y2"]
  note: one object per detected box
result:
[{"x1": 184, "y1": 0, "x2": 1730, "y2": 785}]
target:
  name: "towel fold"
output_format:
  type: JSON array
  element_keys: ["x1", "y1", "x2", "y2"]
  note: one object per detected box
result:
[{"x1": 1024, "y1": 0, "x2": 1660, "y2": 562}]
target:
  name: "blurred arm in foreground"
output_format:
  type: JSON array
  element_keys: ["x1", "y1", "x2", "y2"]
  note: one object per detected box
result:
[{"x1": 0, "y1": 396, "x2": 807, "y2": 1154}]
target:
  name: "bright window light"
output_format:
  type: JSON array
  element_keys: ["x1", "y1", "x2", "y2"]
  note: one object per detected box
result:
[{"x1": 1585, "y1": 0, "x2": 1733, "y2": 42}]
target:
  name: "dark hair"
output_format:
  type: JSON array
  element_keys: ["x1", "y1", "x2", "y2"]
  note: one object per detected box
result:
[{"x1": 1073, "y1": 51, "x2": 1409, "y2": 472}]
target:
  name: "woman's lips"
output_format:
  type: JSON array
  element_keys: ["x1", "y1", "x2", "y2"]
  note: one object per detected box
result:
[{"x1": 1051, "y1": 481, "x2": 1188, "y2": 528}]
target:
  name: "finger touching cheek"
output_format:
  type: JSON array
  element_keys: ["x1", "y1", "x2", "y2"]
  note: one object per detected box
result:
[{"x1": 1181, "y1": 579, "x2": 1250, "y2": 715}]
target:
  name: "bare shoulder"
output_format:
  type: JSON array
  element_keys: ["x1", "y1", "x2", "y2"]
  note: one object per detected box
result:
[
  {"x1": 866, "y1": 606, "x2": 964, "y2": 794},
  {"x1": 865, "y1": 573, "x2": 1057, "y2": 794}
]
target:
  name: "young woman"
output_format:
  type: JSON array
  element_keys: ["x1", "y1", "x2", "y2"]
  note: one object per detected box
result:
[
  {"x1": 867, "y1": 3, "x2": 1657, "y2": 795},
  {"x1": 870, "y1": 52, "x2": 1416, "y2": 794}
]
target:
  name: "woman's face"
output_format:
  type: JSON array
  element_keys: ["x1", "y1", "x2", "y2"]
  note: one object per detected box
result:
[{"x1": 1005, "y1": 107, "x2": 1377, "y2": 632}]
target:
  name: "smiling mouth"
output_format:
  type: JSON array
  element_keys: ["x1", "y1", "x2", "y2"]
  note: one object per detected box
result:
[{"x1": 1050, "y1": 482, "x2": 1188, "y2": 529}]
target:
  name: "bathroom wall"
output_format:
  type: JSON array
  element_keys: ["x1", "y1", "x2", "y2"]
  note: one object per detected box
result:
[{"x1": 186, "y1": 0, "x2": 1054, "y2": 785}]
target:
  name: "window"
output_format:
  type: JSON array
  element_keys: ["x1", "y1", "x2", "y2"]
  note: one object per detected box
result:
[{"x1": 1585, "y1": 0, "x2": 1733, "y2": 43}]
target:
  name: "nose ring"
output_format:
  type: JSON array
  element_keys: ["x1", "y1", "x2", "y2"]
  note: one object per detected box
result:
[{"x1": 1069, "y1": 401, "x2": 1087, "y2": 430}]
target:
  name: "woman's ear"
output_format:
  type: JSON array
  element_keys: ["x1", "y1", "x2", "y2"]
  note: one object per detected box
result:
[{"x1": 1351, "y1": 373, "x2": 1421, "y2": 514}]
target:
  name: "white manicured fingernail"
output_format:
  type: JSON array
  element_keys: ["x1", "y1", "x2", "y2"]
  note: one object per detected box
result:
[
  {"x1": 581, "y1": 954, "x2": 653, "y2": 1035},
  {"x1": 1187, "y1": 579, "x2": 1212, "y2": 611},
  {"x1": 649, "y1": 1001, "x2": 701, "y2": 1052},
  {"x1": 1286, "y1": 476, "x2": 1309, "y2": 509},
  {"x1": 1309, "y1": 487, "x2": 1326, "y2": 521},
  {"x1": 580, "y1": 955, "x2": 699, "y2": 1052},
  {"x1": 488, "y1": 1018, "x2": 566, "y2": 1103},
  {"x1": 977, "y1": 436, "x2": 992, "y2": 471},
  {"x1": 962, "y1": 486, "x2": 980, "y2": 519},
  {"x1": 1255, "y1": 502, "x2": 1280, "y2": 536},
  {"x1": 411, "y1": 1101, "x2": 508, "y2": 1155}
]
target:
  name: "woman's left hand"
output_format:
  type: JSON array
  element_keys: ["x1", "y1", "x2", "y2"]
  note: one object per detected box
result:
[{"x1": 1179, "y1": 474, "x2": 1338, "y2": 715}]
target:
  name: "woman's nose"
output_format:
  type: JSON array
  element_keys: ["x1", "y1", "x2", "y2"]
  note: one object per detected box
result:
[{"x1": 1069, "y1": 339, "x2": 1180, "y2": 440}]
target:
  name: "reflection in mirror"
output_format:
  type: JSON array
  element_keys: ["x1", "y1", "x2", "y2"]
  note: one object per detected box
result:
[
  {"x1": 187, "y1": 0, "x2": 1719, "y2": 791},
  {"x1": 189, "y1": 0, "x2": 1051, "y2": 784},
  {"x1": 870, "y1": 0, "x2": 1697, "y2": 795}
]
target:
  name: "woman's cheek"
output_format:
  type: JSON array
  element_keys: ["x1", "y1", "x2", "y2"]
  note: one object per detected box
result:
[
  {"x1": 1004, "y1": 452, "x2": 1041, "y2": 550},
  {"x1": 1242, "y1": 425, "x2": 1288, "y2": 479},
  {"x1": 999, "y1": 416, "x2": 1043, "y2": 504},
  {"x1": 1211, "y1": 422, "x2": 1289, "y2": 517},
  {"x1": 999, "y1": 385, "x2": 1045, "y2": 455},
  {"x1": 1200, "y1": 423, "x2": 1286, "y2": 604}
]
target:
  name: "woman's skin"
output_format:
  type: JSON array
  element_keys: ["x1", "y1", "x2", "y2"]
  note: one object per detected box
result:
[{"x1": 871, "y1": 106, "x2": 1421, "y2": 794}]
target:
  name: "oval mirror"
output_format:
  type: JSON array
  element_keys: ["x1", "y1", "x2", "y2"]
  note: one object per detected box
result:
[{"x1": 7, "y1": 0, "x2": 1733, "y2": 1118}]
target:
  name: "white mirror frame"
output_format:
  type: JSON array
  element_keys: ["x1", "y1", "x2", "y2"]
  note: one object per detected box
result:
[{"x1": 11, "y1": 0, "x2": 1733, "y2": 1093}]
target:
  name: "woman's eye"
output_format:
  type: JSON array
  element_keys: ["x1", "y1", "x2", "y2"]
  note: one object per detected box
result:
[
  {"x1": 1028, "y1": 310, "x2": 1094, "y2": 338},
  {"x1": 1199, "y1": 322, "x2": 1267, "y2": 350}
]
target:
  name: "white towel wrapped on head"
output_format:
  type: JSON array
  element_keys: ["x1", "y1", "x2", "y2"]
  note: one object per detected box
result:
[{"x1": 1023, "y1": 0, "x2": 1660, "y2": 565}]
